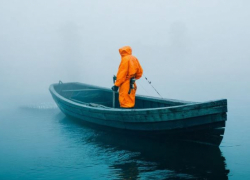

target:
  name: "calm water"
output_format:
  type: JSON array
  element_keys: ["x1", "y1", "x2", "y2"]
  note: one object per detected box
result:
[{"x1": 0, "y1": 96, "x2": 249, "y2": 180}]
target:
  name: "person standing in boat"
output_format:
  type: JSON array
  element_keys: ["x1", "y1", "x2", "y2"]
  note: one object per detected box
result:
[{"x1": 111, "y1": 46, "x2": 143, "y2": 108}]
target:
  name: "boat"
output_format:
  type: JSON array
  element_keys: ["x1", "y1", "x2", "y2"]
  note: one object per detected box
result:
[{"x1": 49, "y1": 81, "x2": 228, "y2": 146}]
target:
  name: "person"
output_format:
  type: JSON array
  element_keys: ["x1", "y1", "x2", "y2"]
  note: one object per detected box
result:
[{"x1": 111, "y1": 46, "x2": 143, "y2": 108}]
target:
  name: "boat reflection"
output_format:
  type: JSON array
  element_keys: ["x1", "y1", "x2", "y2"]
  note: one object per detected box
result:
[{"x1": 59, "y1": 115, "x2": 229, "y2": 180}]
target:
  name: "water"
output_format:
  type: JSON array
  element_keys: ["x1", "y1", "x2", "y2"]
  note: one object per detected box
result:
[{"x1": 0, "y1": 97, "x2": 249, "y2": 180}]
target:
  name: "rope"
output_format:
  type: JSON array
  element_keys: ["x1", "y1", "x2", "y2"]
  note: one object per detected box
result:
[
  {"x1": 143, "y1": 75, "x2": 163, "y2": 99},
  {"x1": 137, "y1": 80, "x2": 150, "y2": 95}
]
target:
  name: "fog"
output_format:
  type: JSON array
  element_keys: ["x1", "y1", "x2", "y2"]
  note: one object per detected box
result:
[{"x1": 1, "y1": 0, "x2": 249, "y2": 106}]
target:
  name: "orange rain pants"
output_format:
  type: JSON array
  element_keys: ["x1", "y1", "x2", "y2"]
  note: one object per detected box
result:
[{"x1": 114, "y1": 46, "x2": 143, "y2": 108}]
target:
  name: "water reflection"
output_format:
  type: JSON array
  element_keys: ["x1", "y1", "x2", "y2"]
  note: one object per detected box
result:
[{"x1": 58, "y1": 115, "x2": 229, "y2": 180}]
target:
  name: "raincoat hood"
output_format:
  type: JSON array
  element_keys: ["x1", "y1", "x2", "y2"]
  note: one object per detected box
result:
[{"x1": 119, "y1": 46, "x2": 132, "y2": 57}]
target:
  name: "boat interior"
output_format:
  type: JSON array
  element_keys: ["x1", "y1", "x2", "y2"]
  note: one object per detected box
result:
[{"x1": 54, "y1": 82, "x2": 189, "y2": 109}]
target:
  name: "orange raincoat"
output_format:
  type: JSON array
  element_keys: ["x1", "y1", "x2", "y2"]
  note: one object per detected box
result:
[{"x1": 115, "y1": 46, "x2": 143, "y2": 108}]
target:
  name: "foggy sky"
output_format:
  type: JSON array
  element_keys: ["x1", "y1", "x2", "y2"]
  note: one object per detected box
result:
[{"x1": 0, "y1": 0, "x2": 249, "y2": 105}]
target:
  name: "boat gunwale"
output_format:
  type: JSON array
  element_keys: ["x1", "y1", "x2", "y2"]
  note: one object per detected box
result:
[
  {"x1": 53, "y1": 98, "x2": 227, "y2": 123},
  {"x1": 49, "y1": 82, "x2": 227, "y2": 113}
]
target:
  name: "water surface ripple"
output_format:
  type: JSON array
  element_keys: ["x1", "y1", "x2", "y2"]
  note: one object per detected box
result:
[{"x1": 0, "y1": 103, "x2": 232, "y2": 179}]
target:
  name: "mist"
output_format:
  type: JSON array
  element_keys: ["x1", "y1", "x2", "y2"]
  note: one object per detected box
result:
[{"x1": 1, "y1": 0, "x2": 249, "y2": 107}]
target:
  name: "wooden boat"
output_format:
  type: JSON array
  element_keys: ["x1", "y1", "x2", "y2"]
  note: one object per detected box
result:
[{"x1": 49, "y1": 82, "x2": 227, "y2": 146}]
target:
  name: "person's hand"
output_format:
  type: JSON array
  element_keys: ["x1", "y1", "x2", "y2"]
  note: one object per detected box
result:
[{"x1": 111, "y1": 86, "x2": 119, "y2": 92}]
